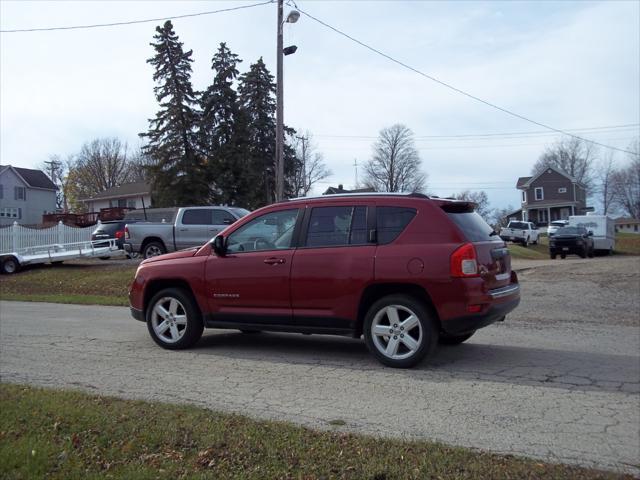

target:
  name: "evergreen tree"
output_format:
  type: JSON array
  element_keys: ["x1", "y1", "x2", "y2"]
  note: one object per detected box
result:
[
  {"x1": 200, "y1": 43, "x2": 249, "y2": 206},
  {"x1": 140, "y1": 21, "x2": 208, "y2": 207},
  {"x1": 238, "y1": 58, "x2": 277, "y2": 208}
]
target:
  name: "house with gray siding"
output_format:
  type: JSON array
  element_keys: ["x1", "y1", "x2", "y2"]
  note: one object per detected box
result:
[
  {"x1": 516, "y1": 166, "x2": 588, "y2": 226},
  {"x1": 0, "y1": 165, "x2": 57, "y2": 226},
  {"x1": 81, "y1": 182, "x2": 151, "y2": 212}
]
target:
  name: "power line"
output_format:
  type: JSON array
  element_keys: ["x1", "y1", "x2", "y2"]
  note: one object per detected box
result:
[
  {"x1": 0, "y1": 1, "x2": 274, "y2": 33},
  {"x1": 315, "y1": 124, "x2": 639, "y2": 140},
  {"x1": 293, "y1": 4, "x2": 638, "y2": 156}
]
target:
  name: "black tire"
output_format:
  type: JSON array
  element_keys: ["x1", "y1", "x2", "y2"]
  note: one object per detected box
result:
[
  {"x1": 146, "y1": 288, "x2": 204, "y2": 350},
  {"x1": 439, "y1": 331, "x2": 475, "y2": 345},
  {"x1": 521, "y1": 237, "x2": 529, "y2": 247},
  {"x1": 579, "y1": 247, "x2": 587, "y2": 259},
  {"x1": 240, "y1": 329, "x2": 262, "y2": 334},
  {"x1": 561, "y1": 254, "x2": 566, "y2": 259},
  {"x1": 363, "y1": 294, "x2": 438, "y2": 368},
  {"x1": 550, "y1": 253, "x2": 557, "y2": 259},
  {"x1": 588, "y1": 247, "x2": 595, "y2": 258},
  {"x1": 143, "y1": 241, "x2": 166, "y2": 259},
  {"x1": 99, "y1": 257, "x2": 110, "y2": 260},
  {"x1": 1, "y1": 256, "x2": 19, "y2": 275}
]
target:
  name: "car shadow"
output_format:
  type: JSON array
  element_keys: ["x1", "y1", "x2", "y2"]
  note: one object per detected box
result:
[{"x1": 193, "y1": 330, "x2": 638, "y2": 395}]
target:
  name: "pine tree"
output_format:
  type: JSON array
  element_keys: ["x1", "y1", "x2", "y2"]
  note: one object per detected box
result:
[
  {"x1": 238, "y1": 58, "x2": 278, "y2": 208},
  {"x1": 140, "y1": 20, "x2": 208, "y2": 206},
  {"x1": 200, "y1": 43, "x2": 248, "y2": 206}
]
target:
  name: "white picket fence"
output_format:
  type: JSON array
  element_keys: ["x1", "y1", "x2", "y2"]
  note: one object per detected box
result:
[{"x1": 0, "y1": 221, "x2": 96, "y2": 254}]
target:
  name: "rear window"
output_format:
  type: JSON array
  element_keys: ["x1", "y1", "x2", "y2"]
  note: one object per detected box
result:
[
  {"x1": 447, "y1": 212, "x2": 495, "y2": 242},
  {"x1": 508, "y1": 221, "x2": 529, "y2": 230},
  {"x1": 377, "y1": 207, "x2": 416, "y2": 245}
]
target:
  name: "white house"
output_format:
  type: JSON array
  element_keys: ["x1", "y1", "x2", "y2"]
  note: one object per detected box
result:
[
  {"x1": 0, "y1": 165, "x2": 57, "y2": 226},
  {"x1": 615, "y1": 218, "x2": 640, "y2": 234},
  {"x1": 81, "y1": 182, "x2": 152, "y2": 212}
]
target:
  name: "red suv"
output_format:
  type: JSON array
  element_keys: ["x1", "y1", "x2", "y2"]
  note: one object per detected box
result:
[{"x1": 129, "y1": 193, "x2": 520, "y2": 368}]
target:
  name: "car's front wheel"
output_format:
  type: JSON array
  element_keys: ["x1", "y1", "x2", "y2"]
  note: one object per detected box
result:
[
  {"x1": 364, "y1": 295, "x2": 438, "y2": 368},
  {"x1": 146, "y1": 288, "x2": 204, "y2": 350}
]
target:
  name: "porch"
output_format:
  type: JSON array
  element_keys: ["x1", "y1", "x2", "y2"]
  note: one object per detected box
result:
[{"x1": 523, "y1": 205, "x2": 575, "y2": 226}]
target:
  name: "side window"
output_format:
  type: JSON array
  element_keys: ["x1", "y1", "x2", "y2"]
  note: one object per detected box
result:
[
  {"x1": 182, "y1": 209, "x2": 212, "y2": 225},
  {"x1": 227, "y1": 209, "x2": 299, "y2": 253},
  {"x1": 305, "y1": 206, "x2": 367, "y2": 247},
  {"x1": 212, "y1": 209, "x2": 237, "y2": 226},
  {"x1": 377, "y1": 207, "x2": 416, "y2": 245}
]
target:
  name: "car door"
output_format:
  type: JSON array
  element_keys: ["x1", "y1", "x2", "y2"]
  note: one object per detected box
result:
[
  {"x1": 205, "y1": 208, "x2": 302, "y2": 325},
  {"x1": 176, "y1": 209, "x2": 213, "y2": 249},
  {"x1": 289, "y1": 204, "x2": 375, "y2": 331}
]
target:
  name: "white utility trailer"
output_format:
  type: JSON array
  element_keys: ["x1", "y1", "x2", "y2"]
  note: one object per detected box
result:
[{"x1": 0, "y1": 239, "x2": 124, "y2": 274}]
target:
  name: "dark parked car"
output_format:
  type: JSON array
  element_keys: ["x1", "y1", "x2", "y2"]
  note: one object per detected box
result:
[
  {"x1": 128, "y1": 193, "x2": 521, "y2": 368},
  {"x1": 548, "y1": 226, "x2": 594, "y2": 259},
  {"x1": 91, "y1": 221, "x2": 136, "y2": 257}
]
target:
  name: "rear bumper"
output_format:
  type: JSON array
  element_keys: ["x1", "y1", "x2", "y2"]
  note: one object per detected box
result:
[
  {"x1": 130, "y1": 307, "x2": 145, "y2": 322},
  {"x1": 441, "y1": 282, "x2": 520, "y2": 335}
]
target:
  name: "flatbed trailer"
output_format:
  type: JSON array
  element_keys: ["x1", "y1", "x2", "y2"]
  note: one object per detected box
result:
[{"x1": 0, "y1": 239, "x2": 124, "y2": 274}]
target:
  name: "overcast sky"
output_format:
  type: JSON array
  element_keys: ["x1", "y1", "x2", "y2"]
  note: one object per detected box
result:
[{"x1": 1, "y1": 0, "x2": 638, "y2": 210}]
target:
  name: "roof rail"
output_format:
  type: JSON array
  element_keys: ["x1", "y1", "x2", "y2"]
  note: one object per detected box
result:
[{"x1": 286, "y1": 192, "x2": 431, "y2": 202}]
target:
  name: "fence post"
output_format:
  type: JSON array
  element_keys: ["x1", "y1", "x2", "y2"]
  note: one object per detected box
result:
[
  {"x1": 58, "y1": 221, "x2": 63, "y2": 245},
  {"x1": 12, "y1": 221, "x2": 18, "y2": 251}
]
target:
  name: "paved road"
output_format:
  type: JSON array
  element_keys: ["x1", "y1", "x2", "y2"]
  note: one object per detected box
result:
[{"x1": 1, "y1": 258, "x2": 639, "y2": 474}]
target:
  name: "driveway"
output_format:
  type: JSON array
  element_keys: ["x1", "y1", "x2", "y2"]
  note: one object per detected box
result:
[{"x1": 1, "y1": 256, "x2": 639, "y2": 474}]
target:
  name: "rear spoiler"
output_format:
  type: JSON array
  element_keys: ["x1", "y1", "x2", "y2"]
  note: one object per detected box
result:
[{"x1": 434, "y1": 199, "x2": 477, "y2": 213}]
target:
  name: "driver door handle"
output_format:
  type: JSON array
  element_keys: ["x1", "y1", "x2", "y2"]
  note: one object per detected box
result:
[{"x1": 263, "y1": 257, "x2": 285, "y2": 265}]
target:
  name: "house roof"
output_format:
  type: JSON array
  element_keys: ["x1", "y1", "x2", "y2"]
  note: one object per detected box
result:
[
  {"x1": 323, "y1": 184, "x2": 376, "y2": 195},
  {"x1": 81, "y1": 182, "x2": 150, "y2": 202},
  {"x1": 518, "y1": 165, "x2": 583, "y2": 189},
  {"x1": 0, "y1": 165, "x2": 57, "y2": 190},
  {"x1": 615, "y1": 217, "x2": 640, "y2": 225}
]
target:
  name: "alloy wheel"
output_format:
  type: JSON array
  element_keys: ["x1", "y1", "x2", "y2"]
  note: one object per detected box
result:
[
  {"x1": 370, "y1": 305, "x2": 423, "y2": 360},
  {"x1": 150, "y1": 297, "x2": 188, "y2": 344}
]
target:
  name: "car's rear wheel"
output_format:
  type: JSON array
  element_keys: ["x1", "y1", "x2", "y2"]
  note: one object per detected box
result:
[
  {"x1": 146, "y1": 288, "x2": 203, "y2": 350},
  {"x1": 439, "y1": 331, "x2": 475, "y2": 345},
  {"x1": 550, "y1": 253, "x2": 557, "y2": 259},
  {"x1": 561, "y1": 254, "x2": 566, "y2": 259},
  {"x1": 579, "y1": 247, "x2": 587, "y2": 259},
  {"x1": 143, "y1": 241, "x2": 166, "y2": 259},
  {"x1": 364, "y1": 294, "x2": 438, "y2": 368}
]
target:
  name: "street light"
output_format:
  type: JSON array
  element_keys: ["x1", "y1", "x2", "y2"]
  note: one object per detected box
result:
[{"x1": 275, "y1": 1, "x2": 300, "y2": 202}]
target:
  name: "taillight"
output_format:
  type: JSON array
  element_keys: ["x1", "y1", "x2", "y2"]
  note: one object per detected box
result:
[
  {"x1": 124, "y1": 227, "x2": 130, "y2": 239},
  {"x1": 450, "y1": 243, "x2": 479, "y2": 278},
  {"x1": 115, "y1": 230, "x2": 124, "y2": 240}
]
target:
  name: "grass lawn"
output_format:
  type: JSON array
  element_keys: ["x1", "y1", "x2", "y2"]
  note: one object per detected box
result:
[
  {"x1": 0, "y1": 384, "x2": 632, "y2": 480},
  {"x1": 0, "y1": 261, "x2": 136, "y2": 306}
]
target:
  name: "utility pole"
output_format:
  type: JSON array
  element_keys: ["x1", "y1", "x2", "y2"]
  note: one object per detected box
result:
[
  {"x1": 43, "y1": 159, "x2": 61, "y2": 184},
  {"x1": 296, "y1": 134, "x2": 307, "y2": 195},
  {"x1": 353, "y1": 158, "x2": 358, "y2": 188},
  {"x1": 275, "y1": 0, "x2": 284, "y2": 202}
]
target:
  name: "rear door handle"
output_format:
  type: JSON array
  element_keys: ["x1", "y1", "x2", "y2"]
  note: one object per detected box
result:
[{"x1": 263, "y1": 257, "x2": 285, "y2": 265}]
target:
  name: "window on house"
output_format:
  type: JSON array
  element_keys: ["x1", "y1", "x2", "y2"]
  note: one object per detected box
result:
[
  {"x1": 14, "y1": 186, "x2": 26, "y2": 201},
  {"x1": 118, "y1": 199, "x2": 127, "y2": 208},
  {"x1": 534, "y1": 187, "x2": 544, "y2": 201},
  {"x1": 0, "y1": 207, "x2": 20, "y2": 218},
  {"x1": 127, "y1": 199, "x2": 136, "y2": 208},
  {"x1": 558, "y1": 187, "x2": 567, "y2": 194},
  {"x1": 522, "y1": 191, "x2": 527, "y2": 203}
]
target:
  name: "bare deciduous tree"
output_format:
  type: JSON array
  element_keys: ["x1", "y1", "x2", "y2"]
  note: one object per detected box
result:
[
  {"x1": 451, "y1": 190, "x2": 491, "y2": 221},
  {"x1": 532, "y1": 137, "x2": 596, "y2": 190},
  {"x1": 291, "y1": 133, "x2": 332, "y2": 197},
  {"x1": 490, "y1": 205, "x2": 517, "y2": 229},
  {"x1": 611, "y1": 139, "x2": 640, "y2": 219},
  {"x1": 595, "y1": 151, "x2": 617, "y2": 215},
  {"x1": 363, "y1": 124, "x2": 427, "y2": 193}
]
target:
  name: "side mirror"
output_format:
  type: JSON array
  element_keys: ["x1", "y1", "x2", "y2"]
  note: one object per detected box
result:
[
  {"x1": 588, "y1": 231, "x2": 594, "y2": 236},
  {"x1": 212, "y1": 235, "x2": 227, "y2": 256}
]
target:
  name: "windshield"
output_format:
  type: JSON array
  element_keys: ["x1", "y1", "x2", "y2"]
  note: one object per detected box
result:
[
  {"x1": 556, "y1": 227, "x2": 582, "y2": 235},
  {"x1": 230, "y1": 208, "x2": 251, "y2": 218},
  {"x1": 508, "y1": 222, "x2": 528, "y2": 230},
  {"x1": 550, "y1": 221, "x2": 567, "y2": 227}
]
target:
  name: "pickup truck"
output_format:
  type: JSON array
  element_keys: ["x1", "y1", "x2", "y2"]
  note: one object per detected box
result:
[
  {"x1": 499, "y1": 221, "x2": 539, "y2": 247},
  {"x1": 124, "y1": 206, "x2": 249, "y2": 259}
]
